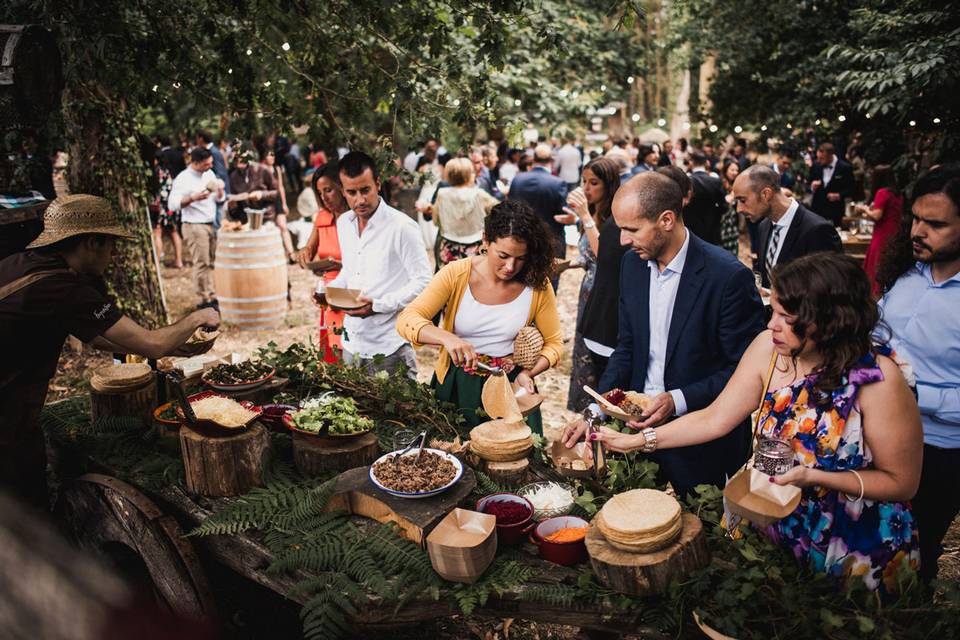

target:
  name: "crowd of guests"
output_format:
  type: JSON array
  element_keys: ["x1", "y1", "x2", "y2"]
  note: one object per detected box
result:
[{"x1": 140, "y1": 125, "x2": 958, "y2": 596}]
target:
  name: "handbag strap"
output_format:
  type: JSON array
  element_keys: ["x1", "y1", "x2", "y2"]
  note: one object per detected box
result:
[
  {"x1": 735, "y1": 349, "x2": 780, "y2": 474},
  {"x1": 0, "y1": 269, "x2": 70, "y2": 302}
]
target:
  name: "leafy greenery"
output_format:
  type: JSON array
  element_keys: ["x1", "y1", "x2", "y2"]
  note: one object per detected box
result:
[
  {"x1": 258, "y1": 340, "x2": 465, "y2": 442},
  {"x1": 669, "y1": 0, "x2": 958, "y2": 171},
  {"x1": 452, "y1": 557, "x2": 536, "y2": 616}
]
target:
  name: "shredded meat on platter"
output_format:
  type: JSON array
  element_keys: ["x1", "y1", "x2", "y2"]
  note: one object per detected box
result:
[{"x1": 372, "y1": 451, "x2": 457, "y2": 493}]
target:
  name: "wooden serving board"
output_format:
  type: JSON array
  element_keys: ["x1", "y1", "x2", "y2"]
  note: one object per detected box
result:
[
  {"x1": 326, "y1": 466, "x2": 477, "y2": 546},
  {"x1": 585, "y1": 512, "x2": 709, "y2": 596}
]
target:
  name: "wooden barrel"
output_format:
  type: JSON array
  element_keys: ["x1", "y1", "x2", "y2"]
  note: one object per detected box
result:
[
  {"x1": 0, "y1": 25, "x2": 62, "y2": 128},
  {"x1": 214, "y1": 227, "x2": 288, "y2": 329}
]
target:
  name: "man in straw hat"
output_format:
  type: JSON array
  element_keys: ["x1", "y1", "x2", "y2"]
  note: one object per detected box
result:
[{"x1": 0, "y1": 194, "x2": 220, "y2": 510}]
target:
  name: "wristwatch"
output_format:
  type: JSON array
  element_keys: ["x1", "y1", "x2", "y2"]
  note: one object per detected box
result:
[
  {"x1": 582, "y1": 219, "x2": 596, "y2": 229},
  {"x1": 640, "y1": 427, "x2": 657, "y2": 453}
]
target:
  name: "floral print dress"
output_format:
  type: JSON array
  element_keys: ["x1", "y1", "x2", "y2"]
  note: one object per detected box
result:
[{"x1": 758, "y1": 348, "x2": 919, "y2": 594}]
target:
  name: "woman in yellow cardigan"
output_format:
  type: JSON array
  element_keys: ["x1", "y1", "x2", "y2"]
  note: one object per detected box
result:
[{"x1": 397, "y1": 200, "x2": 563, "y2": 433}]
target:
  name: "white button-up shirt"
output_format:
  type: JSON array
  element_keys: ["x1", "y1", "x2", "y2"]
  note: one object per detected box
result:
[
  {"x1": 168, "y1": 167, "x2": 224, "y2": 224},
  {"x1": 645, "y1": 229, "x2": 691, "y2": 415},
  {"x1": 556, "y1": 144, "x2": 582, "y2": 184},
  {"x1": 822, "y1": 160, "x2": 836, "y2": 186},
  {"x1": 328, "y1": 199, "x2": 432, "y2": 358},
  {"x1": 768, "y1": 198, "x2": 799, "y2": 268}
]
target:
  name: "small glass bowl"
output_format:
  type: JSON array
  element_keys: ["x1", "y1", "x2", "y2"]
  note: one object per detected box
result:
[{"x1": 518, "y1": 481, "x2": 577, "y2": 521}]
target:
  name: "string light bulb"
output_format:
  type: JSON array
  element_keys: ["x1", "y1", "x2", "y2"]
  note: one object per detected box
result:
[
  {"x1": 815, "y1": 119, "x2": 821, "y2": 125},
  {"x1": 734, "y1": 125, "x2": 743, "y2": 133},
  {"x1": 627, "y1": 76, "x2": 635, "y2": 84},
  {"x1": 631, "y1": 113, "x2": 640, "y2": 122},
  {"x1": 933, "y1": 117, "x2": 941, "y2": 124},
  {"x1": 708, "y1": 124, "x2": 718, "y2": 133},
  {"x1": 657, "y1": 118, "x2": 666, "y2": 127},
  {"x1": 760, "y1": 124, "x2": 767, "y2": 131},
  {"x1": 514, "y1": 99, "x2": 522, "y2": 107},
  {"x1": 281, "y1": 42, "x2": 291, "y2": 51},
  {"x1": 838, "y1": 114, "x2": 846, "y2": 122},
  {"x1": 909, "y1": 120, "x2": 916, "y2": 126},
  {"x1": 246, "y1": 48, "x2": 252, "y2": 56}
]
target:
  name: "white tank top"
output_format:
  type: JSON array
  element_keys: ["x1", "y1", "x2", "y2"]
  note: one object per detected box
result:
[{"x1": 453, "y1": 284, "x2": 533, "y2": 357}]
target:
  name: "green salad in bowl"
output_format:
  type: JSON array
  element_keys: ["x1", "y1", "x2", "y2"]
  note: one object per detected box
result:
[{"x1": 290, "y1": 396, "x2": 374, "y2": 435}]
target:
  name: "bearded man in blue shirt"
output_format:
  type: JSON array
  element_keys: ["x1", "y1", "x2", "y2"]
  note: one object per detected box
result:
[{"x1": 877, "y1": 163, "x2": 960, "y2": 583}]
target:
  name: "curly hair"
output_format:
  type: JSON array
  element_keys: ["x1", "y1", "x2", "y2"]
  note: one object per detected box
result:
[
  {"x1": 771, "y1": 252, "x2": 884, "y2": 400},
  {"x1": 483, "y1": 200, "x2": 554, "y2": 290}
]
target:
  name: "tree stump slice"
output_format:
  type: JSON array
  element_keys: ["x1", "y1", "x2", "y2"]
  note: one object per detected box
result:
[
  {"x1": 179, "y1": 422, "x2": 271, "y2": 497},
  {"x1": 585, "y1": 512, "x2": 709, "y2": 596},
  {"x1": 53, "y1": 474, "x2": 215, "y2": 621},
  {"x1": 327, "y1": 466, "x2": 477, "y2": 546},
  {"x1": 483, "y1": 457, "x2": 529, "y2": 488},
  {"x1": 90, "y1": 379, "x2": 156, "y2": 428},
  {"x1": 292, "y1": 431, "x2": 380, "y2": 475}
]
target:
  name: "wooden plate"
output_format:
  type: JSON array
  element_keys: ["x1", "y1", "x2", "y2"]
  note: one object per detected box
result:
[
  {"x1": 325, "y1": 286, "x2": 366, "y2": 310},
  {"x1": 306, "y1": 258, "x2": 342, "y2": 274},
  {"x1": 513, "y1": 383, "x2": 543, "y2": 417},
  {"x1": 582, "y1": 385, "x2": 642, "y2": 422},
  {"x1": 202, "y1": 367, "x2": 276, "y2": 392}
]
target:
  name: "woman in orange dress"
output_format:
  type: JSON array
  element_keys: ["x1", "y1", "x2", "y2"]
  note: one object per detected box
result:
[{"x1": 296, "y1": 163, "x2": 349, "y2": 355}]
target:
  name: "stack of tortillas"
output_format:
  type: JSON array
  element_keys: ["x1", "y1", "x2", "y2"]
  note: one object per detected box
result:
[
  {"x1": 469, "y1": 419, "x2": 533, "y2": 462},
  {"x1": 595, "y1": 489, "x2": 683, "y2": 553},
  {"x1": 471, "y1": 374, "x2": 532, "y2": 462},
  {"x1": 90, "y1": 363, "x2": 154, "y2": 393}
]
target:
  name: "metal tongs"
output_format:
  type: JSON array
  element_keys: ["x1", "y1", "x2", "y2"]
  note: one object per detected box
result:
[
  {"x1": 165, "y1": 372, "x2": 198, "y2": 425},
  {"x1": 475, "y1": 361, "x2": 504, "y2": 376},
  {"x1": 393, "y1": 430, "x2": 428, "y2": 466},
  {"x1": 584, "y1": 406, "x2": 606, "y2": 478}
]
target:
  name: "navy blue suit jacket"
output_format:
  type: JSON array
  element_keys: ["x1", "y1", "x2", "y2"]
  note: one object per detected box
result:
[
  {"x1": 508, "y1": 166, "x2": 567, "y2": 254},
  {"x1": 599, "y1": 232, "x2": 766, "y2": 492}
]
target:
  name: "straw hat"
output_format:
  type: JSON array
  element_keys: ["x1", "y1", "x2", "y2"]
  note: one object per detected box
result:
[{"x1": 27, "y1": 195, "x2": 135, "y2": 248}]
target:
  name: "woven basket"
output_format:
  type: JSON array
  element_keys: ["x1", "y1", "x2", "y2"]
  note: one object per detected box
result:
[{"x1": 512, "y1": 326, "x2": 544, "y2": 370}]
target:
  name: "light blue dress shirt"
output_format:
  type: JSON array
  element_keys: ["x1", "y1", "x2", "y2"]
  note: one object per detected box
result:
[
  {"x1": 879, "y1": 262, "x2": 960, "y2": 448},
  {"x1": 645, "y1": 229, "x2": 690, "y2": 416}
]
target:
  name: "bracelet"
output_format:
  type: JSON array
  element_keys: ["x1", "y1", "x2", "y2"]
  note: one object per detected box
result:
[
  {"x1": 844, "y1": 469, "x2": 865, "y2": 502},
  {"x1": 640, "y1": 427, "x2": 657, "y2": 453}
]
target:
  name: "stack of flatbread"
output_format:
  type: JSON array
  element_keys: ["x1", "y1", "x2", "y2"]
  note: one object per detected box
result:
[
  {"x1": 595, "y1": 489, "x2": 683, "y2": 553},
  {"x1": 90, "y1": 363, "x2": 153, "y2": 393},
  {"x1": 471, "y1": 373, "x2": 532, "y2": 462},
  {"x1": 469, "y1": 419, "x2": 534, "y2": 462}
]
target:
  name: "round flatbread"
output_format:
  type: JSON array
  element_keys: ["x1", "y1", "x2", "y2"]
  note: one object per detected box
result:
[
  {"x1": 470, "y1": 419, "x2": 531, "y2": 444},
  {"x1": 598, "y1": 489, "x2": 681, "y2": 537},
  {"x1": 481, "y1": 374, "x2": 523, "y2": 423},
  {"x1": 94, "y1": 363, "x2": 151, "y2": 382}
]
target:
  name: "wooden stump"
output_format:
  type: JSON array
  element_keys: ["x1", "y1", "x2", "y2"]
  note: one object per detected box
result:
[
  {"x1": 327, "y1": 466, "x2": 477, "y2": 546},
  {"x1": 585, "y1": 512, "x2": 709, "y2": 596},
  {"x1": 90, "y1": 379, "x2": 156, "y2": 428},
  {"x1": 292, "y1": 431, "x2": 380, "y2": 475},
  {"x1": 483, "y1": 458, "x2": 529, "y2": 488},
  {"x1": 179, "y1": 423, "x2": 271, "y2": 497}
]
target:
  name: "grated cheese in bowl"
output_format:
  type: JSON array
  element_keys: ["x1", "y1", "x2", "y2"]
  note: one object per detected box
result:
[
  {"x1": 191, "y1": 395, "x2": 257, "y2": 428},
  {"x1": 518, "y1": 482, "x2": 576, "y2": 520}
]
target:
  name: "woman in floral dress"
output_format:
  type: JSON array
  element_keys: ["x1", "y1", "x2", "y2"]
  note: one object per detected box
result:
[{"x1": 577, "y1": 253, "x2": 922, "y2": 594}]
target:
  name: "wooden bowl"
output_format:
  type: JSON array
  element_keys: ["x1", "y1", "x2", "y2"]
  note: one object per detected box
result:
[
  {"x1": 426, "y1": 508, "x2": 497, "y2": 583},
  {"x1": 282, "y1": 412, "x2": 373, "y2": 440},
  {"x1": 325, "y1": 287, "x2": 366, "y2": 310},
  {"x1": 202, "y1": 367, "x2": 276, "y2": 392},
  {"x1": 177, "y1": 390, "x2": 263, "y2": 437}
]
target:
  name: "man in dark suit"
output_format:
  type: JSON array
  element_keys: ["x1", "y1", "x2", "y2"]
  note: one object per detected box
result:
[
  {"x1": 684, "y1": 151, "x2": 726, "y2": 246},
  {"x1": 562, "y1": 172, "x2": 766, "y2": 496},
  {"x1": 733, "y1": 165, "x2": 842, "y2": 289},
  {"x1": 508, "y1": 143, "x2": 567, "y2": 288},
  {"x1": 808, "y1": 142, "x2": 854, "y2": 227}
]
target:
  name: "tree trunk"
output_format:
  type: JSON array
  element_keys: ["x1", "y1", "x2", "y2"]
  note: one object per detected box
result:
[{"x1": 62, "y1": 85, "x2": 167, "y2": 327}]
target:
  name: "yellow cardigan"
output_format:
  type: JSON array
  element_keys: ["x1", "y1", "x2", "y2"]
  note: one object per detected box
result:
[{"x1": 396, "y1": 257, "x2": 564, "y2": 384}]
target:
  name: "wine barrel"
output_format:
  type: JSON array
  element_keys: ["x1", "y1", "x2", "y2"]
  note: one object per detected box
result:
[
  {"x1": 0, "y1": 25, "x2": 62, "y2": 128},
  {"x1": 213, "y1": 227, "x2": 288, "y2": 329}
]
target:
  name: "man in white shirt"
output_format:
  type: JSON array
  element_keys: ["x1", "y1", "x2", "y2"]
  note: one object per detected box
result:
[
  {"x1": 168, "y1": 147, "x2": 226, "y2": 308},
  {"x1": 555, "y1": 134, "x2": 582, "y2": 190},
  {"x1": 321, "y1": 152, "x2": 431, "y2": 379}
]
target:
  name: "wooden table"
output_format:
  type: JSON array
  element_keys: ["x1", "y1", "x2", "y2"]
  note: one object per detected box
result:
[
  {"x1": 842, "y1": 234, "x2": 872, "y2": 261},
  {"x1": 53, "y1": 430, "x2": 663, "y2": 637}
]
